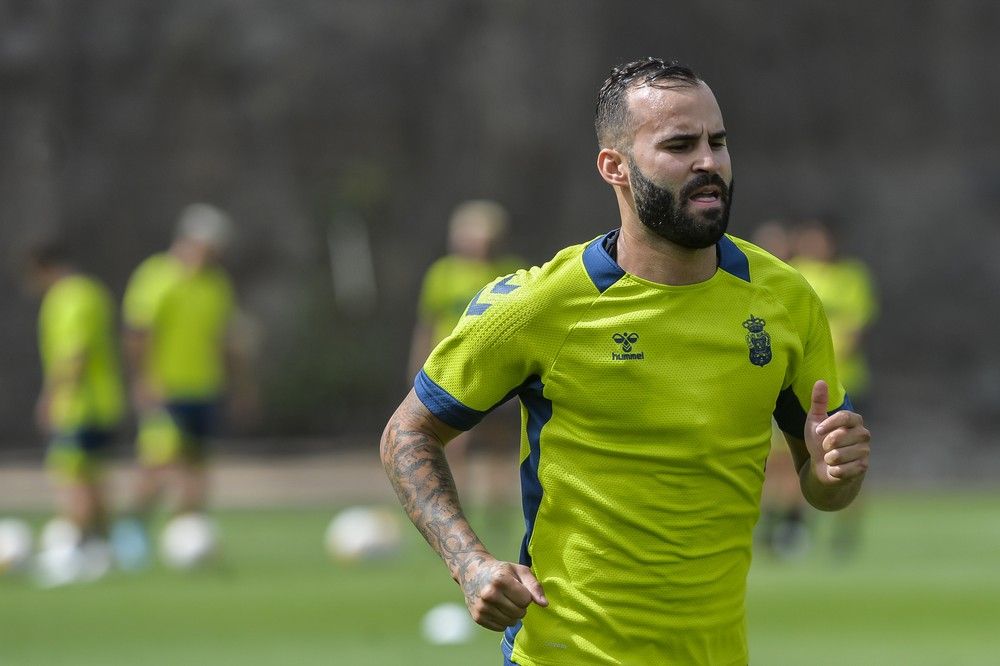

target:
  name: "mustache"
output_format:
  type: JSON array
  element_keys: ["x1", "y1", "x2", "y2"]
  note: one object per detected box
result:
[{"x1": 680, "y1": 173, "x2": 730, "y2": 202}]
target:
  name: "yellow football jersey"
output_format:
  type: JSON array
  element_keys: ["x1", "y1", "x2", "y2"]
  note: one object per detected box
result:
[
  {"x1": 417, "y1": 230, "x2": 848, "y2": 665},
  {"x1": 123, "y1": 253, "x2": 234, "y2": 400},
  {"x1": 39, "y1": 274, "x2": 124, "y2": 431}
]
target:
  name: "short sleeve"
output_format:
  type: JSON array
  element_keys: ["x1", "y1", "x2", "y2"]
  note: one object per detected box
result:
[
  {"x1": 415, "y1": 270, "x2": 547, "y2": 431},
  {"x1": 123, "y1": 258, "x2": 172, "y2": 329},
  {"x1": 773, "y1": 287, "x2": 852, "y2": 438}
]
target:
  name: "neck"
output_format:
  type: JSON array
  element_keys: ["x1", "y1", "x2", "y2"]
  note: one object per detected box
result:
[
  {"x1": 615, "y1": 220, "x2": 718, "y2": 286},
  {"x1": 170, "y1": 242, "x2": 208, "y2": 271}
]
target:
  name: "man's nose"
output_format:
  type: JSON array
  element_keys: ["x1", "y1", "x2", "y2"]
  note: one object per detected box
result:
[{"x1": 692, "y1": 143, "x2": 720, "y2": 173}]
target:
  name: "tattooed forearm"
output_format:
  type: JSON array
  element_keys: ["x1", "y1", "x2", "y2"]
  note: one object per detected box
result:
[
  {"x1": 380, "y1": 392, "x2": 488, "y2": 581},
  {"x1": 381, "y1": 391, "x2": 544, "y2": 631}
]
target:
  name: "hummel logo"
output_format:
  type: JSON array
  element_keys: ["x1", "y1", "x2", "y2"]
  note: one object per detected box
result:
[
  {"x1": 611, "y1": 332, "x2": 644, "y2": 361},
  {"x1": 612, "y1": 332, "x2": 638, "y2": 352}
]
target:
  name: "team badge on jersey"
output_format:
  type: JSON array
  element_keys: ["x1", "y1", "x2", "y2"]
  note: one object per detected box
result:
[{"x1": 742, "y1": 315, "x2": 772, "y2": 367}]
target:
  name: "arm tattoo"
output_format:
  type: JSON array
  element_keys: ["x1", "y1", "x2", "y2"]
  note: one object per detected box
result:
[{"x1": 380, "y1": 396, "x2": 491, "y2": 591}]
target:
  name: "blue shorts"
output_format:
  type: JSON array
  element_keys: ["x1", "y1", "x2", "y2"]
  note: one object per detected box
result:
[
  {"x1": 138, "y1": 401, "x2": 217, "y2": 466},
  {"x1": 166, "y1": 401, "x2": 217, "y2": 441},
  {"x1": 50, "y1": 428, "x2": 114, "y2": 453},
  {"x1": 47, "y1": 429, "x2": 115, "y2": 481}
]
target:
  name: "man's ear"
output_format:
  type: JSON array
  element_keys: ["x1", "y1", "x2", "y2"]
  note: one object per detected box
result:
[{"x1": 597, "y1": 148, "x2": 629, "y2": 187}]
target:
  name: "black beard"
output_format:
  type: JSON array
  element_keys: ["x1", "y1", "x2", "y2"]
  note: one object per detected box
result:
[{"x1": 628, "y1": 159, "x2": 733, "y2": 249}]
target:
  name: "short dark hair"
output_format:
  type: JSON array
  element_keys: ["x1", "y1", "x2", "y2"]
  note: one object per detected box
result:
[{"x1": 595, "y1": 58, "x2": 701, "y2": 150}]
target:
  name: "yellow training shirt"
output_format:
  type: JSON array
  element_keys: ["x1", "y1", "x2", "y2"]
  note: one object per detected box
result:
[
  {"x1": 39, "y1": 274, "x2": 124, "y2": 431},
  {"x1": 123, "y1": 253, "x2": 234, "y2": 400},
  {"x1": 416, "y1": 230, "x2": 849, "y2": 665}
]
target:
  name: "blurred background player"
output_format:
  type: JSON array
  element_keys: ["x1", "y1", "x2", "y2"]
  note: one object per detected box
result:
[
  {"x1": 408, "y1": 200, "x2": 524, "y2": 543},
  {"x1": 112, "y1": 203, "x2": 239, "y2": 568},
  {"x1": 792, "y1": 219, "x2": 878, "y2": 411},
  {"x1": 750, "y1": 220, "x2": 812, "y2": 558},
  {"x1": 408, "y1": 200, "x2": 523, "y2": 379},
  {"x1": 26, "y1": 240, "x2": 124, "y2": 579},
  {"x1": 791, "y1": 218, "x2": 878, "y2": 558}
]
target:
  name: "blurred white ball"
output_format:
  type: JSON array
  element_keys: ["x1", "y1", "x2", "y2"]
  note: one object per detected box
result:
[
  {"x1": 160, "y1": 514, "x2": 218, "y2": 569},
  {"x1": 324, "y1": 506, "x2": 402, "y2": 562},
  {"x1": 421, "y1": 602, "x2": 474, "y2": 645},
  {"x1": 39, "y1": 517, "x2": 80, "y2": 552},
  {"x1": 34, "y1": 543, "x2": 83, "y2": 588},
  {"x1": 0, "y1": 518, "x2": 33, "y2": 574},
  {"x1": 76, "y1": 539, "x2": 113, "y2": 582},
  {"x1": 34, "y1": 518, "x2": 84, "y2": 587}
]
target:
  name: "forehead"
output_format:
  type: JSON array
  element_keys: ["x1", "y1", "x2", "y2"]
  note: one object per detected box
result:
[{"x1": 625, "y1": 81, "x2": 725, "y2": 140}]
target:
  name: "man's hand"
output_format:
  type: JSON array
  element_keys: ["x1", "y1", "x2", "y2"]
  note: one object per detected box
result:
[
  {"x1": 804, "y1": 380, "x2": 870, "y2": 484},
  {"x1": 458, "y1": 556, "x2": 548, "y2": 631}
]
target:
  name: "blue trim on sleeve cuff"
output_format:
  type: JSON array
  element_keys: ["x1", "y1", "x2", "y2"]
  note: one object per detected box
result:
[
  {"x1": 774, "y1": 387, "x2": 853, "y2": 438},
  {"x1": 413, "y1": 370, "x2": 487, "y2": 431}
]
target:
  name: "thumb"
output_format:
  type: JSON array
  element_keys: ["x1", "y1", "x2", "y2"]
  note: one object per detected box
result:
[
  {"x1": 513, "y1": 564, "x2": 548, "y2": 607},
  {"x1": 808, "y1": 380, "x2": 829, "y2": 426}
]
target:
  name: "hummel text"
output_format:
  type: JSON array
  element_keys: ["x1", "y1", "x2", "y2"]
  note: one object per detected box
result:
[{"x1": 612, "y1": 351, "x2": 644, "y2": 361}]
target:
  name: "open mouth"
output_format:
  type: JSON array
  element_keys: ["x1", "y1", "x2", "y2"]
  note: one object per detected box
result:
[{"x1": 688, "y1": 185, "x2": 722, "y2": 204}]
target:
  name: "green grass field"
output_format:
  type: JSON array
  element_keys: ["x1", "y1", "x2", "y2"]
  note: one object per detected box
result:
[{"x1": 2, "y1": 492, "x2": 998, "y2": 665}]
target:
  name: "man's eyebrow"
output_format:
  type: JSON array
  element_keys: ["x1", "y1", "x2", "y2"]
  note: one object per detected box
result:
[
  {"x1": 659, "y1": 130, "x2": 727, "y2": 143},
  {"x1": 660, "y1": 132, "x2": 701, "y2": 143}
]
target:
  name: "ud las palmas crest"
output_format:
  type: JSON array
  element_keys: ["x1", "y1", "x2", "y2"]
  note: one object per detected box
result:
[{"x1": 742, "y1": 314, "x2": 772, "y2": 367}]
